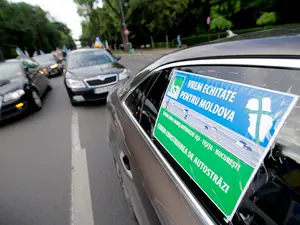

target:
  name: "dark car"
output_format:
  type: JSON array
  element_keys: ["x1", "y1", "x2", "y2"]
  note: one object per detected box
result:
[
  {"x1": 107, "y1": 26, "x2": 300, "y2": 225},
  {"x1": 64, "y1": 48, "x2": 128, "y2": 106},
  {"x1": 0, "y1": 59, "x2": 51, "y2": 121},
  {"x1": 33, "y1": 53, "x2": 63, "y2": 77}
]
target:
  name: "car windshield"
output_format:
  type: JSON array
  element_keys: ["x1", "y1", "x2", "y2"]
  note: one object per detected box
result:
[
  {"x1": 67, "y1": 50, "x2": 115, "y2": 69},
  {"x1": 0, "y1": 62, "x2": 23, "y2": 80},
  {"x1": 33, "y1": 54, "x2": 56, "y2": 64}
]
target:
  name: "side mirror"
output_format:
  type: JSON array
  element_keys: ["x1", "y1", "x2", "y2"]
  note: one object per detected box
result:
[{"x1": 115, "y1": 56, "x2": 121, "y2": 61}]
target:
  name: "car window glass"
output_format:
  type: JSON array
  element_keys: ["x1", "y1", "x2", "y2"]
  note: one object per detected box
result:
[
  {"x1": 67, "y1": 50, "x2": 115, "y2": 69},
  {"x1": 33, "y1": 54, "x2": 56, "y2": 64},
  {"x1": 139, "y1": 69, "x2": 171, "y2": 137},
  {"x1": 22, "y1": 59, "x2": 38, "y2": 68},
  {"x1": 0, "y1": 62, "x2": 23, "y2": 80},
  {"x1": 125, "y1": 74, "x2": 156, "y2": 121},
  {"x1": 160, "y1": 65, "x2": 300, "y2": 225}
]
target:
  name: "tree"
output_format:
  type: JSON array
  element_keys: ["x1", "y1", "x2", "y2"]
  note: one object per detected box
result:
[
  {"x1": 0, "y1": 0, "x2": 75, "y2": 59},
  {"x1": 74, "y1": 0, "x2": 300, "y2": 49},
  {"x1": 211, "y1": 14, "x2": 232, "y2": 31},
  {"x1": 256, "y1": 12, "x2": 277, "y2": 26},
  {"x1": 147, "y1": 0, "x2": 189, "y2": 47}
]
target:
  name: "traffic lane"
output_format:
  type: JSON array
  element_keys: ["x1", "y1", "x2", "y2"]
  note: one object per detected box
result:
[
  {"x1": 0, "y1": 76, "x2": 71, "y2": 225},
  {"x1": 73, "y1": 55, "x2": 162, "y2": 225},
  {"x1": 76, "y1": 102, "x2": 137, "y2": 225},
  {"x1": 119, "y1": 54, "x2": 162, "y2": 75}
]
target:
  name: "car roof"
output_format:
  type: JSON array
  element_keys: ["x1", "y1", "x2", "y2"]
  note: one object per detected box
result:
[
  {"x1": 5, "y1": 59, "x2": 20, "y2": 63},
  {"x1": 3, "y1": 59, "x2": 24, "y2": 65},
  {"x1": 150, "y1": 25, "x2": 300, "y2": 70},
  {"x1": 68, "y1": 48, "x2": 105, "y2": 55},
  {"x1": 0, "y1": 60, "x2": 23, "y2": 69},
  {"x1": 33, "y1": 53, "x2": 53, "y2": 57}
]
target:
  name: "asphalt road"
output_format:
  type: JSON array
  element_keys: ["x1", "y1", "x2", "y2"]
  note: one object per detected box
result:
[{"x1": 0, "y1": 55, "x2": 159, "y2": 225}]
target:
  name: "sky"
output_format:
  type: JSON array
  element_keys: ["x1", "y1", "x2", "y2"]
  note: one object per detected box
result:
[{"x1": 10, "y1": 0, "x2": 82, "y2": 40}]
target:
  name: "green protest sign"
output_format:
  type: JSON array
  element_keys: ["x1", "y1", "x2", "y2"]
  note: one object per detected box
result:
[{"x1": 153, "y1": 70, "x2": 298, "y2": 221}]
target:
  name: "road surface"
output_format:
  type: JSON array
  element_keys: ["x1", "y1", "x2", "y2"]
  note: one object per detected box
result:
[{"x1": 0, "y1": 54, "x2": 159, "y2": 225}]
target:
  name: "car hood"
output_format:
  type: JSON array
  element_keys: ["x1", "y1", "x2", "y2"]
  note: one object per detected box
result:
[
  {"x1": 67, "y1": 63, "x2": 125, "y2": 79},
  {"x1": 0, "y1": 77, "x2": 25, "y2": 96},
  {"x1": 39, "y1": 62, "x2": 55, "y2": 68}
]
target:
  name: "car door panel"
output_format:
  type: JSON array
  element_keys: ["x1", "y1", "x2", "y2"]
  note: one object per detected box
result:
[
  {"x1": 24, "y1": 59, "x2": 48, "y2": 95},
  {"x1": 117, "y1": 68, "x2": 206, "y2": 225},
  {"x1": 113, "y1": 95, "x2": 161, "y2": 225},
  {"x1": 121, "y1": 100, "x2": 203, "y2": 225}
]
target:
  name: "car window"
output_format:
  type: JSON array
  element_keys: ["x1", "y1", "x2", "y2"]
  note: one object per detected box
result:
[
  {"x1": 125, "y1": 72, "x2": 160, "y2": 121},
  {"x1": 22, "y1": 59, "x2": 39, "y2": 68},
  {"x1": 33, "y1": 54, "x2": 56, "y2": 64},
  {"x1": 67, "y1": 50, "x2": 115, "y2": 69},
  {"x1": 173, "y1": 65, "x2": 300, "y2": 225},
  {"x1": 0, "y1": 62, "x2": 24, "y2": 80},
  {"x1": 125, "y1": 69, "x2": 172, "y2": 135},
  {"x1": 139, "y1": 69, "x2": 171, "y2": 137},
  {"x1": 126, "y1": 64, "x2": 300, "y2": 225}
]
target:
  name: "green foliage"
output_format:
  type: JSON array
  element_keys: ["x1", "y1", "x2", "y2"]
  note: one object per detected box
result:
[
  {"x1": 146, "y1": 0, "x2": 189, "y2": 33},
  {"x1": 211, "y1": 15, "x2": 233, "y2": 31},
  {"x1": 75, "y1": 0, "x2": 300, "y2": 48},
  {"x1": 0, "y1": 0, "x2": 75, "y2": 59},
  {"x1": 256, "y1": 12, "x2": 277, "y2": 26}
]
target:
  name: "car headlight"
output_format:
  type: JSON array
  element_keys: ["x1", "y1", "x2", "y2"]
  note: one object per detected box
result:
[
  {"x1": 65, "y1": 79, "x2": 86, "y2": 89},
  {"x1": 118, "y1": 69, "x2": 129, "y2": 80},
  {"x1": 3, "y1": 89, "x2": 25, "y2": 102},
  {"x1": 50, "y1": 63, "x2": 58, "y2": 69}
]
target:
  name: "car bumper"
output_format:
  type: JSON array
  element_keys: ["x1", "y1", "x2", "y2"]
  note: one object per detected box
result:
[
  {"x1": 67, "y1": 87, "x2": 110, "y2": 102},
  {"x1": 0, "y1": 98, "x2": 29, "y2": 121},
  {"x1": 46, "y1": 68, "x2": 62, "y2": 77}
]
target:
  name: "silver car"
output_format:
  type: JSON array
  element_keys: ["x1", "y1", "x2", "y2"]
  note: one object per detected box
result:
[{"x1": 107, "y1": 26, "x2": 300, "y2": 225}]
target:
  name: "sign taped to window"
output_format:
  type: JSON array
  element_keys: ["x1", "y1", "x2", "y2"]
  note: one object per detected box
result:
[{"x1": 153, "y1": 70, "x2": 298, "y2": 221}]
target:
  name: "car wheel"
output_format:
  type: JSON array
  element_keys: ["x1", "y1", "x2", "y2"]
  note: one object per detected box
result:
[{"x1": 31, "y1": 89, "x2": 42, "y2": 111}]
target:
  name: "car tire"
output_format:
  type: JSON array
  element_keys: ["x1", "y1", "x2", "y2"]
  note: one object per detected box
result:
[{"x1": 31, "y1": 89, "x2": 43, "y2": 111}]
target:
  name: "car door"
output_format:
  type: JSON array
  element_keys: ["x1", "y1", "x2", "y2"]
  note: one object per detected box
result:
[
  {"x1": 119, "y1": 68, "x2": 205, "y2": 225},
  {"x1": 120, "y1": 58, "x2": 300, "y2": 225},
  {"x1": 110, "y1": 71, "x2": 162, "y2": 225},
  {"x1": 22, "y1": 59, "x2": 48, "y2": 94}
]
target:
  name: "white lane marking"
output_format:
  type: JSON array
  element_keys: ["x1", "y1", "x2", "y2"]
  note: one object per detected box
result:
[{"x1": 71, "y1": 111, "x2": 95, "y2": 225}]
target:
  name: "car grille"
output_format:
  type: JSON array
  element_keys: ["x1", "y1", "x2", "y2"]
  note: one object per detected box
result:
[
  {"x1": 84, "y1": 92, "x2": 108, "y2": 101},
  {"x1": 86, "y1": 75, "x2": 117, "y2": 87}
]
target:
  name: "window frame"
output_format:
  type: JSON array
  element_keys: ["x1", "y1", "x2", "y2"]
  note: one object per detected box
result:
[{"x1": 121, "y1": 57, "x2": 300, "y2": 225}]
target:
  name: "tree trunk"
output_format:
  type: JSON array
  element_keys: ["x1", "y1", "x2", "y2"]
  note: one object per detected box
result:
[
  {"x1": 166, "y1": 34, "x2": 169, "y2": 48},
  {"x1": 218, "y1": 32, "x2": 220, "y2": 39},
  {"x1": 120, "y1": 22, "x2": 128, "y2": 52},
  {"x1": 150, "y1": 36, "x2": 154, "y2": 48}
]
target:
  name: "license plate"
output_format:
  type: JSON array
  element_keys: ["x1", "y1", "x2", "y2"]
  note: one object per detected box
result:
[{"x1": 94, "y1": 86, "x2": 113, "y2": 94}]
